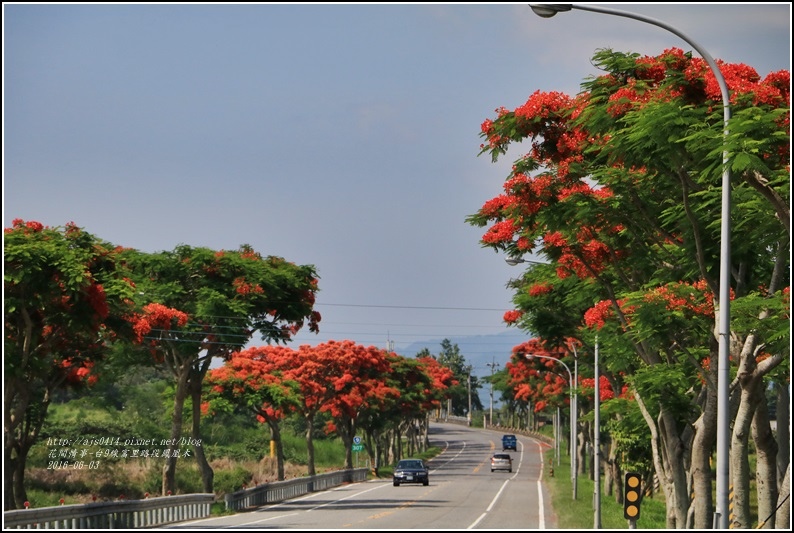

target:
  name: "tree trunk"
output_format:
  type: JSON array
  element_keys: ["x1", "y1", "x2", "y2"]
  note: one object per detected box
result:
[
  {"x1": 659, "y1": 407, "x2": 689, "y2": 528},
  {"x1": 305, "y1": 413, "x2": 316, "y2": 477},
  {"x1": 4, "y1": 381, "x2": 26, "y2": 510},
  {"x1": 422, "y1": 413, "x2": 430, "y2": 451},
  {"x1": 635, "y1": 392, "x2": 685, "y2": 528},
  {"x1": 163, "y1": 365, "x2": 189, "y2": 495},
  {"x1": 11, "y1": 444, "x2": 28, "y2": 511},
  {"x1": 268, "y1": 420, "x2": 285, "y2": 481},
  {"x1": 730, "y1": 335, "x2": 784, "y2": 529},
  {"x1": 9, "y1": 390, "x2": 50, "y2": 510},
  {"x1": 776, "y1": 463, "x2": 790, "y2": 529},
  {"x1": 5, "y1": 381, "x2": 51, "y2": 510},
  {"x1": 4, "y1": 444, "x2": 14, "y2": 510},
  {"x1": 752, "y1": 397, "x2": 779, "y2": 529},
  {"x1": 775, "y1": 382, "x2": 790, "y2": 486},
  {"x1": 578, "y1": 420, "x2": 588, "y2": 476},
  {"x1": 394, "y1": 427, "x2": 402, "y2": 463},
  {"x1": 189, "y1": 370, "x2": 213, "y2": 493},
  {"x1": 690, "y1": 406, "x2": 717, "y2": 528},
  {"x1": 731, "y1": 371, "x2": 758, "y2": 528},
  {"x1": 607, "y1": 438, "x2": 622, "y2": 503},
  {"x1": 690, "y1": 354, "x2": 718, "y2": 529},
  {"x1": 337, "y1": 417, "x2": 354, "y2": 470},
  {"x1": 365, "y1": 430, "x2": 379, "y2": 476},
  {"x1": 406, "y1": 424, "x2": 415, "y2": 457}
]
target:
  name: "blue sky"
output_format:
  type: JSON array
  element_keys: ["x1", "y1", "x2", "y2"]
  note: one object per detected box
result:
[{"x1": 3, "y1": 3, "x2": 791, "y2": 375}]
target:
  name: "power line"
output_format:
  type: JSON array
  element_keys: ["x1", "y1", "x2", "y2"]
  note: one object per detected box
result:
[{"x1": 317, "y1": 303, "x2": 507, "y2": 311}]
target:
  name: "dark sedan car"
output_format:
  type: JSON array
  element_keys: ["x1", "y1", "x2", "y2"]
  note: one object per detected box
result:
[{"x1": 393, "y1": 458, "x2": 429, "y2": 486}]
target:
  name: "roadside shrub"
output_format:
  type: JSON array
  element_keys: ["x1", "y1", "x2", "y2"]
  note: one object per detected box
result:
[{"x1": 213, "y1": 465, "x2": 252, "y2": 494}]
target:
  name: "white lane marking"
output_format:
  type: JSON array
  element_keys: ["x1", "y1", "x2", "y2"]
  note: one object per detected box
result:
[
  {"x1": 536, "y1": 439, "x2": 546, "y2": 529},
  {"x1": 468, "y1": 437, "x2": 547, "y2": 529},
  {"x1": 487, "y1": 479, "x2": 511, "y2": 512},
  {"x1": 429, "y1": 439, "x2": 466, "y2": 474}
]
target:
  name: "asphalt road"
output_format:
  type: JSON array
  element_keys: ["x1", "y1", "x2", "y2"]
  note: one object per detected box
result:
[{"x1": 174, "y1": 422, "x2": 557, "y2": 529}]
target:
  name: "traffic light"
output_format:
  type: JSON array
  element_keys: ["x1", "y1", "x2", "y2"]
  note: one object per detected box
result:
[{"x1": 624, "y1": 472, "x2": 642, "y2": 520}]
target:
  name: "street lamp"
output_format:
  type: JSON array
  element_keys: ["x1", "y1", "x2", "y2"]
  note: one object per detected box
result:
[
  {"x1": 569, "y1": 341, "x2": 579, "y2": 501},
  {"x1": 594, "y1": 336, "x2": 602, "y2": 529},
  {"x1": 525, "y1": 352, "x2": 577, "y2": 500},
  {"x1": 486, "y1": 359, "x2": 500, "y2": 428},
  {"x1": 528, "y1": 4, "x2": 732, "y2": 528},
  {"x1": 504, "y1": 257, "x2": 547, "y2": 267}
]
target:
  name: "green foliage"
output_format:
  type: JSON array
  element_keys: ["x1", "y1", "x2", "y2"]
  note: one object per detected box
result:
[
  {"x1": 213, "y1": 465, "x2": 252, "y2": 494},
  {"x1": 600, "y1": 398, "x2": 653, "y2": 473},
  {"x1": 630, "y1": 365, "x2": 699, "y2": 427},
  {"x1": 731, "y1": 289, "x2": 790, "y2": 357},
  {"x1": 430, "y1": 339, "x2": 483, "y2": 415}
]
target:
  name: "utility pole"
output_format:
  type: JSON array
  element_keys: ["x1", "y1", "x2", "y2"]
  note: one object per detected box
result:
[
  {"x1": 486, "y1": 359, "x2": 499, "y2": 428},
  {"x1": 467, "y1": 366, "x2": 472, "y2": 426}
]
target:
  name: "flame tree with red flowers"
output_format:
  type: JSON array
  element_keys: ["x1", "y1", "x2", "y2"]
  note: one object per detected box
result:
[
  {"x1": 3, "y1": 220, "x2": 137, "y2": 510},
  {"x1": 205, "y1": 345, "x2": 299, "y2": 481},
  {"x1": 118, "y1": 244, "x2": 320, "y2": 495},
  {"x1": 273, "y1": 341, "x2": 399, "y2": 476},
  {"x1": 309, "y1": 341, "x2": 398, "y2": 471},
  {"x1": 507, "y1": 340, "x2": 573, "y2": 426},
  {"x1": 412, "y1": 355, "x2": 457, "y2": 451},
  {"x1": 351, "y1": 352, "x2": 456, "y2": 473},
  {"x1": 206, "y1": 342, "x2": 454, "y2": 478},
  {"x1": 469, "y1": 48, "x2": 789, "y2": 528}
]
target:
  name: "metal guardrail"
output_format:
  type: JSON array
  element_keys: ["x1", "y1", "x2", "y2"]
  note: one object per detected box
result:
[
  {"x1": 3, "y1": 467, "x2": 370, "y2": 528},
  {"x1": 444, "y1": 415, "x2": 471, "y2": 425},
  {"x1": 3, "y1": 493, "x2": 214, "y2": 529},
  {"x1": 224, "y1": 467, "x2": 369, "y2": 511}
]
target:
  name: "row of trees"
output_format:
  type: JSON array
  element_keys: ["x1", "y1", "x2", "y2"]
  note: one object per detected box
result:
[
  {"x1": 4, "y1": 218, "x2": 464, "y2": 510},
  {"x1": 206, "y1": 340, "x2": 457, "y2": 479},
  {"x1": 467, "y1": 48, "x2": 789, "y2": 528},
  {"x1": 4, "y1": 223, "x2": 321, "y2": 509}
]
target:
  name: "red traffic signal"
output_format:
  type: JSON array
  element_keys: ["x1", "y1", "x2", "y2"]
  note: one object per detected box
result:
[{"x1": 624, "y1": 472, "x2": 642, "y2": 520}]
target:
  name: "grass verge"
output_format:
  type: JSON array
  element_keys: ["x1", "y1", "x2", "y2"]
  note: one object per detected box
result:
[{"x1": 543, "y1": 449, "x2": 667, "y2": 529}]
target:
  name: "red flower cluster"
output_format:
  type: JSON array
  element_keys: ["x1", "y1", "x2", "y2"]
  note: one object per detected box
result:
[
  {"x1": 584, "y1": 299, "x2": 614, "y2": 330},
  {"x1": 233, "y1": 277, "x2": 265, "y2": 296},
  {"x1": 480, "y1": 195, "x2": 514, "y2": 218},
  {"x1": 62, "y1": 359, "x2": 98, "y2": 386},
  {"x1": 482, "y1": 219, "x2": 518, "y2": 245},
  {"x1": 514, "y1": 90, "x2": 573, "y2": 122},
  {"x1": 6, "y1": 219, "x2": 45, "y2": 234},
  {"x1": 643, "y1": 280, "x2": 717, "y2": 317},
  {"x1": 579, "y1": 375, "x2": 615, "y2": 401},
  {"x1": 130, "y1": 303, "x2": 189, "y2": 343},
  {"x1": 503, "y1": 310, "x2": 523, "y2": 324},
  {"x1": 84, "y1": 283, "x2": 109, "y2": 319},
  {"x1": 528, "y1": 283, "x2": 553, "y2": 297}
]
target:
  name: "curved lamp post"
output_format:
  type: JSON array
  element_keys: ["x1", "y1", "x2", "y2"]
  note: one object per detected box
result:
[
  {"x1": 568, "y1": 341, "x2": 579, "y2": 501},
  {"x1": 528, "y1": 4, "x2": 732, "y2": 528},
  {"x1": 525, "y1": 352, "x2": 577, "y2": 500}
]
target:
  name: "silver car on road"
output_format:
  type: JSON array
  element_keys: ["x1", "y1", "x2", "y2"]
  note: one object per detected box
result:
[{"x1": 490, "y1": 453, "x2": 513, "y2": 472}]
